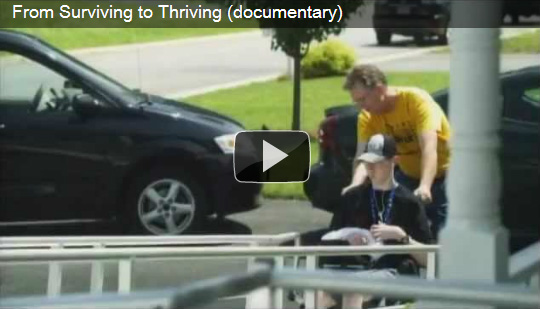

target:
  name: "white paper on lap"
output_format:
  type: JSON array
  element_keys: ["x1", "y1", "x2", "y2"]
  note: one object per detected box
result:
[
  {"x1": 321, "y1": 227, "x2": 383, "y2": 259},
  {"x1": 322, "y1": 228, "x2": 377, "y2": 244}
]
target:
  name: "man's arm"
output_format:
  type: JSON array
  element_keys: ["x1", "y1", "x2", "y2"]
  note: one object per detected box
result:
[
  {"x1": 415, "y1": 131, "x2": 438, "y2": 202},
  {"x1": 409, "y1": 194, "x2": 434, "y2": 266},
  {"x1": 342, "y1": 141, "x2": 368, "y2": 194},
  {"x1": 352, "y1": 163, "x2": 368, "y2": 186},
  {"x1": 344, "y1": 109, "x2": 376, "y2": 193},
  {"x1": 412, "y1": 89, "x2": 442, "y2": 202},
  {"x1": 352, "y1": 140, "x2": 368, "y2": 183}
]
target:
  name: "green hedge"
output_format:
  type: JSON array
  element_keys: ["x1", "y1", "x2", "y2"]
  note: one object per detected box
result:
[{"x1": 301, "y1": 39, "x2": 357, "y2": 79}]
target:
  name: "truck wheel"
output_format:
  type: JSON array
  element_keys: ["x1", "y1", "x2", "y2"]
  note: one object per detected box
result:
[
  {"x1": 414, "y1": 34, "x2": 426, "y2": 46},
  {"x1": 376, "y1": 31, "x2": 392, "y2": 45},
  {"x1": 125, "y1": 167, "x2": 207, "y2": 235},
  {"x1": 510, "y1": 14, "x2": 519, "y2": 25},
  {"x1": 437, "y1": 29, "x2": 449, "y2": 45}
]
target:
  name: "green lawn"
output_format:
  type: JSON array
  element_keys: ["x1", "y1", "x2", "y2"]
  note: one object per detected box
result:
[
  {"x1": 185, "y1": 72, "x2": 450, "y2": 199},
  {"x1": 501, "y1": 30, "x2": 540, "y2": 54},
  {"x1": 13, "y1": 28, "x2": 253, "y2": 50},
  {"x1": 438, "y1": 30, "x2": 540, "y2": 54}
]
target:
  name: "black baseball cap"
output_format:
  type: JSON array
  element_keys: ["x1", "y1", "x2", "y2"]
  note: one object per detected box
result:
[{"x1": 358, "y1": 134, "x2": 397, "y2": 163}]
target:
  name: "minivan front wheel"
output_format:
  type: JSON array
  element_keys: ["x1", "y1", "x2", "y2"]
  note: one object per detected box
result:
[{"x1": 126, "y1": 168, "x2": 206, "y2": 235}]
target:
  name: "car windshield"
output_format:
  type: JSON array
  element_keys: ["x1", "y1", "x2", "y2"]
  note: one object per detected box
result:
[{"x1": 32, "y1": 36, "x2": 145, "y2": 107}]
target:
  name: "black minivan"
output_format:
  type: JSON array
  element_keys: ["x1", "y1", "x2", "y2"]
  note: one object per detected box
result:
[{"x1": 0, "y1": 30, "x2": 261, "y2": 235}]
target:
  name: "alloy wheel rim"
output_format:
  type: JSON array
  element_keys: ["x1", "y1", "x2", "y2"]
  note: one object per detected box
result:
[{"x1": 137, "y1": 179, "x2": 195, "y2": 235}]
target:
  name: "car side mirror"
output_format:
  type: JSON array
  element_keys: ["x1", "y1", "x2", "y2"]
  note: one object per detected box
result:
[{"x1": 72, "y1": 94, "x2": 101, "y2": 118}]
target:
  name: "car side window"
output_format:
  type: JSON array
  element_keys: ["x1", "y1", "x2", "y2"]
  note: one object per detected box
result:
[
  {"x1": 515, "y1": 86, "x2": 539, "y2": 124},
  {"x1": 0, "y1": 52, "x2": 62, "y2": 111},
  {"x1": 0, "y1": 51, "x2": 89, "y2": 116},
  {"x1": 523, "y1": 88, "x2": 540, "y2": 109}
]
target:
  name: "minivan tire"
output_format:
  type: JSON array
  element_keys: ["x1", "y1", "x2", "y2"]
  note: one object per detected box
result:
[{"x1": 124, "y1": 167, "x2": 207, "y2": 235}]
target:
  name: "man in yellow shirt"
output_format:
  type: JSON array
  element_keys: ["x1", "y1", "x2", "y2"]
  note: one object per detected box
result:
[{"x1": 342, "y1": 64, "x2": 451, "y2": 239}]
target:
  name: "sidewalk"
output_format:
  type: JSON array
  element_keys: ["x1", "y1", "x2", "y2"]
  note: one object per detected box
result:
[{"x1": 377, "y1": 53, "x2": 539, "y2": 72}]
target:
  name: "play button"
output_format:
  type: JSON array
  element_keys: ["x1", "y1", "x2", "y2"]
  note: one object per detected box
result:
[
  {"x1": 263, "y1": 140, "x2": 288, "y2": 172},
  {"x1": 234, "y1": 131, "x2": 310, "y2": 183}
]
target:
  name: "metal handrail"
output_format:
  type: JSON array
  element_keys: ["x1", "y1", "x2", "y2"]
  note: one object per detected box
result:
[
  {"x1": 270, "y1": 269, "x2": 540, "y2": 309},
  {"x1": 509, "y1": 241, "x2": 540, "y2": 282},
  {"x1": 0, "y1": 232, "x2": 300, "y2": 248},
  {"x1": 0, "y1": 268, "x2": 272, "y2": 309},
  {"x1": 1, "y1": 268, "x2": 538, "y2": 309},
  {"x1": 0, "y1": 245, "x2": 440, "y2": 262},
  {"x1": 0, "y1": 233, "x2": 302, "y2": 301},
  {"x1": 0, "y1": 243, "x2": 439, "y2": 305},
  {"x1": 169, "y1": 267, "x2": 271, "y2": 309}
]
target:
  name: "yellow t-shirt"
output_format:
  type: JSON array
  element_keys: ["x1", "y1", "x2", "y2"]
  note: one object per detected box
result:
[{"x1": 357, "y1": 87, "x2": 451, "y2": 179}]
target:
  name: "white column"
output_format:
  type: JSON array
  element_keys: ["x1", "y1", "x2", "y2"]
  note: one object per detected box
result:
[{"x1": 439, "y1": 0, "x2": 508, "y2": 288}]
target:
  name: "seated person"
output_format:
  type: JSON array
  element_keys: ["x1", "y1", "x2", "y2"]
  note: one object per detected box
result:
[{"x1": 318, "y1": 134, "x2": 433, "y2": 309}]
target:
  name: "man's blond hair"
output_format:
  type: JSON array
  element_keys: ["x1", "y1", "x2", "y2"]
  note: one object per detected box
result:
[{"x1": 343, "y1": 64, "x2": 387, "y2": 90}]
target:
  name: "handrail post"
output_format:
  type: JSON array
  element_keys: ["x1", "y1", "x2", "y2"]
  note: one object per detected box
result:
[
  {"x1": 427, "y1": 252, "x2": 437, "y2": 280},
  {"x1": 90, "y1": 244, "x2": 104, "y2": 294},
  {"x1": 245, "y1": 243, "x2": 272, "y2": 309},
  {"x1": 304, "y1": 255, "x2": 318, "y2": 309},
  {"x1": 292, "y1": 235, "x2": 301, "y2": 270},
  {"x1": 118, "y1": 258, "x2": 133, "y2": 294},
  {"x1": 271, "y1": 256, "x2": 285, "y2": 309},
  {"x1": 46, "y1": 244, "x2": 62, "y2": 298}
]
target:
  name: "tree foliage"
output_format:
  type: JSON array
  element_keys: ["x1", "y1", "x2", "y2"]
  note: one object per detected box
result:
[
  {"x1": 213, "y1": 0, "x2": 365, "y2": 129},
  {"x1": 220, "y1": 0, "x2": 364, "y2": 58}
]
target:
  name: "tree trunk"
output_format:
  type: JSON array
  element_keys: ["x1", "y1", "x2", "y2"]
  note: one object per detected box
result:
[{"x1": 291, "y1": 53, "x2": 301, "y2": 130}]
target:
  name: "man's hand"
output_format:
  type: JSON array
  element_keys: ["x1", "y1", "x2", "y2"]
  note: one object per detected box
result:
[
  {"x1": 414, "y1": 185, "x2": 432, "y2": 203},
  {"x1": 370, "y1": 223, "x2": 406, "y2": 241}
]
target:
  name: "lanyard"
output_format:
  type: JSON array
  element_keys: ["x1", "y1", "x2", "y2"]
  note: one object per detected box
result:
[{"x1": 370, "y1": 187, "x2": 396, "y2": 224}]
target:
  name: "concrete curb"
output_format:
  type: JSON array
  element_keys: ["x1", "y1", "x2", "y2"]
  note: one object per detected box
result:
[{"x1": 169, "y1": 74, "x2": 283, "y2": 99}]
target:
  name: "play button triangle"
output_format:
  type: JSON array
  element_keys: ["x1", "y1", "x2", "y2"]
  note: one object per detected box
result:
[{"x1": 263, "y1": 140, "x2": 288, "y2": 172}]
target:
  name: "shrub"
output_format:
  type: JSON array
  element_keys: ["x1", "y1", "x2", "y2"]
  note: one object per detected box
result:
[{"x1": 301, "y1": 39, "x2": 357, "y2": 79}]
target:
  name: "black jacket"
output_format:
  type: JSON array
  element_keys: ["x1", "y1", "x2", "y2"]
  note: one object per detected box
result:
[{"x1": 329, "y1": 183, "x2": 433, "y2": 270}]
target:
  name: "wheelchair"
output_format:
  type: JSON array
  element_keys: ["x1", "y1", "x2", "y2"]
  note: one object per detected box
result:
[{"x1": 288, "y1": 237, "x2": 420, "y2": 309}]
